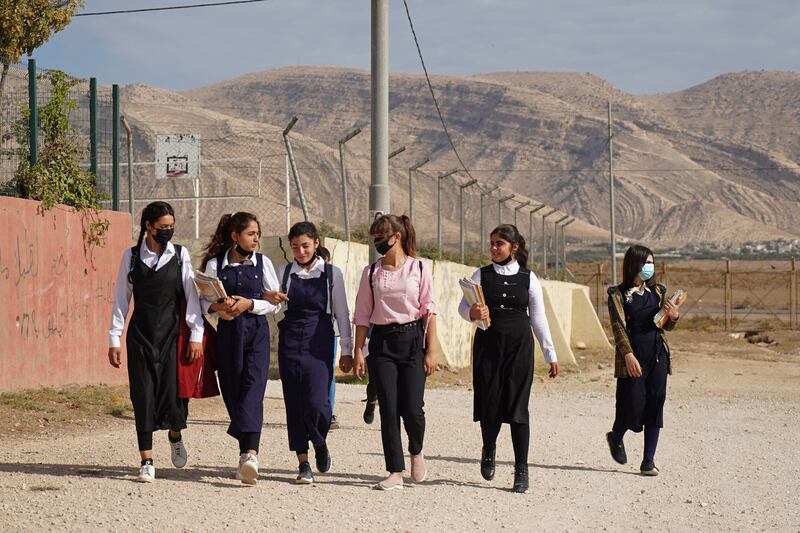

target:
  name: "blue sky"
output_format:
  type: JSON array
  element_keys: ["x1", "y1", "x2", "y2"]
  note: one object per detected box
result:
[{"x1": 31, "y1": 0, "x2": 800, "y2": 94}]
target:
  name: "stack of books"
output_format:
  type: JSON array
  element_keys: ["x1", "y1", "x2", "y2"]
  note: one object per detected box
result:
[{"x1": 459, "y1": 278, "x2": 491, "y2": 330}]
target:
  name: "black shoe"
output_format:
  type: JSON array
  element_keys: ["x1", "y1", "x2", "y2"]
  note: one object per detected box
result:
[
  {"x1": 329, "y1": 415, "x2": 340, "y2": 430},
  {"x1": 512, "y1": 465, "x2": 529, "y2": 493},
  {"x1": 640, "y1": 459, "x2": 659, "y2": 476},
  {"x1": 314, "y1": 444, "x2": 331, "y2": 473},
  {"x1": 295, "y1": 461, "x2": 313, "y2": 484},
  {"x1": 480, "y1": 447, "x2": 496, "y2": 481},
  {"x1": 606, "y1": 432, "x2": 627, "y2": 465},
  {"x1": 363, "y1": 400, "x2": 377, "y2": 425}
]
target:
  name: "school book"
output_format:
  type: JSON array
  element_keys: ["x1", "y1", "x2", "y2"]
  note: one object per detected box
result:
[
  {"x1": 459, "y1": 277, "x2": 491, "y2": 330},
  {"x1": 653, "y1": 289, "x2": 688, "y2": 328},
  {"x1": 193, "y1": 270, "x2": 234, "y2": 320}
]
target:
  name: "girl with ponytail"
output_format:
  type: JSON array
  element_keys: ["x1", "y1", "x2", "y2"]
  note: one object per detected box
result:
[
  {"x1": 343, "y1": 214, "x2": 440, "y2": 490},
  {"x1": 457, "y1": 224, "x2": 559, "y2": 493},
  {"x1": 108, "y1": 201, "x2": 204, "y2": 483},
  {"x1": 198, "y1": 212, "x2": 280, "y2": 486}
]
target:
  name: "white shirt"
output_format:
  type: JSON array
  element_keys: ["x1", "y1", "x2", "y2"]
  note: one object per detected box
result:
[
  {"x1": 200, "y1": 249, "x2": 280, "y2": 316},
  {"x1": 458, "y1": 261, "x2": 558, "y2": 364},
  {"x1": 109, "y1": 241, "x2": 204, "y2": 349},
  {"x1": 275, "y1": 258, "x2": 353, "y2": 355}
]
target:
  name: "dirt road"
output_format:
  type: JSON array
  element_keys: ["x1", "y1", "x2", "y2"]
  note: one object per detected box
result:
[{"x1": 1, "y1": 333, "x2": 799, "y2": 532}]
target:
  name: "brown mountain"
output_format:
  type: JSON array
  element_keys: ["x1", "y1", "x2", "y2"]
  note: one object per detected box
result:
[{"x1": 122, "y1": 67, "x2": 800, "y2": 246}]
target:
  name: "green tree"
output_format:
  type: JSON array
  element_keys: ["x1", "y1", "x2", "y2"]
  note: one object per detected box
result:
[{"x1": 0, "y1": 1, "x2": 82, "y2": 140}]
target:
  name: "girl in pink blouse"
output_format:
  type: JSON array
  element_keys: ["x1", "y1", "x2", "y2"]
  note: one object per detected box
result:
[{"x1": 341, "y1": 214, "x2": 439, "y2": 490}]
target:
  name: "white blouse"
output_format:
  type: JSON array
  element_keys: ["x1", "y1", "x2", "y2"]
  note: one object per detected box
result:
[
  {"x1": 275, "y1": 258, "x2": 353, "y2": 355},
  {"x1": 108, "y1": 241, "x2": 204, "y2": 349},
  {"x1": 200, "y1": 249, "x2": 280, "y2": 316},
  {"x1": 458, "y1": 261, "x2": 558, "y2": 364}
]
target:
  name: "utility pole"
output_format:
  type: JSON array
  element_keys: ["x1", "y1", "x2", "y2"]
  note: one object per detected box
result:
[
  {"x1": 459, "y1": 178, "x2": 478, "y2": 263},
  {"x1": 497, "y1": 194, "x2": 515, "y2": 225},
  {"x1": 554, "y1": 214, "x2": 569, "y2": 275},
  {"x1": 370, "y1": 0, "x2": 389, "y2": 262},
  {"x1": 608, "y1": 101, "x2": 618, "y2": 285},
  {"x1": 437, "y1": 169, "x2": 458, "y2": 252},
  {"x1": 479, "y1": 185, "x2": 498, "y2": 252},
  {"x1": 408, "y1": 157, "x2": 429, "y2": 220},
  {"x1": 513, "y1": 200, "x2": 530, "y2": 228},
  {"x1": 283, "y1": 117, "x2": 310, "y2": 221},
  {"x1": 541, "y1": 208, "x2": 557, "y2": 278},
  {"x1": 337, "y1": 127, "x2": 361, "y2": 241}
]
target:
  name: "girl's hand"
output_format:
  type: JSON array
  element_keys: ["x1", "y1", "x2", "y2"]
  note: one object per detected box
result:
[
  {"x1": 548, "y1": 362, "x2": 560, "y2": 378},
  {"x1": 339, "y1": 355, "x2": 354, "y2": 373},
  {"x1": 264, "y1": 291, "x2": 289, "y2": 305},
  {"x1": 209, "y1": 297, "x2": 235, "y2": 314},
  {"x1": 107, "y1": 347, "x2": 121, "y2": 368},
  {"x1": 423, "y1": 350, "x2": 437, "y2": 376},
  {"x1": 624, "y1": 352, "x2": 642, "y2": 378},
  {"x1": 353, "y1": 351, "x2": 367, "y2": 379},
  {"x1": 187, "y1": 341, "x2": 203, "y2": 363},
  {"x1": 469, "y1": 303, "x2": 489, "y2": 322},
  {"x1": 664, "y1": 300, "x2": 680, "y2": 321},
  {"x1": 229, "y1": 296, "x2": 253, "y2": 317}
]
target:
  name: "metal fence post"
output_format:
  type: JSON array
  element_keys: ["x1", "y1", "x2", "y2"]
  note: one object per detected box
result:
[
  {"x1": 596, "y1": 262, "x2": 603, "y2": 316},
  {"x1": 725, "y1": 259, "x2": 732, "y2": 331},
  {"x1": 282, "y1": 117, "x2": 310, "y2": 221},
  {"x1": 437, "y1": 169, "x2": 457, "y2": 254},
  {"x1": 89, "y1": 77, "x2": 97, "y2": 176},
  {"x1": 112, "y1": 84, "x2": 120, "y2": 211},
  {"x1": 409, "y1": 157, "x2": 429, "y2": 221},
  {"x1": 337, "y1": 128, "x2": 361, "y2": 241},
  {"x1": 459, "y1": 178, "x2": 477, "y2": 263},
  {"x1": 28, "y1": 59, "x2": 38, "y2": 165},
  {"x1": 791, "y1": 257, "x2": 797, "y2": 330},
  {"x1": 120, "y1": 116, "x2": 134, "y2": 229}
]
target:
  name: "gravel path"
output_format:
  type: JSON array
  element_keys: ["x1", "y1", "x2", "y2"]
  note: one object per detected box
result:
[{"x1": 1, "y1": 350, "x2": 798, "y2": 532}]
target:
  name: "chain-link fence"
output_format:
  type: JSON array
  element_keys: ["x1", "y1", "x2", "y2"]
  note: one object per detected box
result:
[{"x1": 0, "y1": 60, "x2": 115, "y2": 198}]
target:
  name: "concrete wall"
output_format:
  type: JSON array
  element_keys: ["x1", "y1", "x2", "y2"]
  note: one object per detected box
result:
[{"x1": 1, "y1": 197, "x2": 132, "y2": 391}]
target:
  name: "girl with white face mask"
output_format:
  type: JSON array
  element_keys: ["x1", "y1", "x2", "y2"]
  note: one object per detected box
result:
[{"x1": 606, "y1": 245, "x2": 681, "y2": 476}]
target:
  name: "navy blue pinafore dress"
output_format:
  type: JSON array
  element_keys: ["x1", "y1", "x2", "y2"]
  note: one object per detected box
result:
[
  {"x1": 278, "y1": 268, "x2": 335, "y2": 453},
  {"x1": 215, "y1": 252, "x2": 270, "y2": 440}
]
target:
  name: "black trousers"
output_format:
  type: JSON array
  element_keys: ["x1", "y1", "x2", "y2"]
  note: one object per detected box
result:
[{"x1": 367, "y1": 321, "x2": 426, "y2": 473}]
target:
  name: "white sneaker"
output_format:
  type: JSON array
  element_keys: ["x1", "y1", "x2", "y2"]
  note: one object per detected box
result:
[
  {"x1": 235, "y1": 453, "x2": 248, "y2": 480},
  {"x1": 137, "y1": 463, "x2": 155, "y2": 483},
  {"x1": 170, "y1": 437, "x2": 188, "y2": 468},
  {"x1": 239, "y1": 454, "x2": 259, "y2": 486}
]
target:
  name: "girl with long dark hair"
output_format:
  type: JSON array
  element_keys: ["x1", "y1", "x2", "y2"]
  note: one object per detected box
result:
[
  {"x1": 606, "y1": 244, "x2": 680, "y2": 476},
  {"x1": 108, "y1": 201, "x2": 204, "y2": 483},
  {"x1": 342, "y1": 214, "x2": 439, "y2": 491},
  {"x1": 265, "y1": 222, "x2": 352, "y2": 484},
  {"x1": 458, "y1": 224, "x2": 559, "y2": 493},
  {"x1": 199, "y1": 212, "x2": 280, "y2": 485}
]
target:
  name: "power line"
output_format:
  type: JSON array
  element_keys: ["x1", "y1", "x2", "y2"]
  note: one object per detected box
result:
[
  {"x1": 75, "y1": 0, "x2": 269, "y2": 17},
  {"x1": 401, "y1": 0, "x2": 475, "y2": 182}
]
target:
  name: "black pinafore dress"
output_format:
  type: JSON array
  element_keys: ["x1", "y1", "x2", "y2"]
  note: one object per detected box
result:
[
  {"x1": 614, "y1": 288, "x2": 669, "y2": 432},
  {"x1": 127, "y1": 250, "x2": 187, "y2": 433},
  {"x1": 472, "y1": 265, "x2": 534, "y2": 424}
]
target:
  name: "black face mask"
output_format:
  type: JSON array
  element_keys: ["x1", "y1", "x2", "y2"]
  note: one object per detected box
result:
[
  {"x1": 154, "y1": 228, "x2": 174, "y2": 245},
  {"x1": 296, "y1": 253, "x2": 317, "y2": 268},
  {"x1": 375, "y1": 238, "x2": 395, "y2": 256},
  {"x1": 493, "y1": 254, "x2": 514, "y2": 266},
  {"x1": 235, "y1": 244, "x2": 252, "y2": 258}
]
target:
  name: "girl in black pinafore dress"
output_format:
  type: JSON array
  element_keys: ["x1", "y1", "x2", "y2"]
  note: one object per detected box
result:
[
  {"x1": 606, "y1": 245, "x2": 680, "y2": 476},
  {"x1": 459, "y1": 224, "x2": 559, "y2": 493},
  {"x1": 108, "y1": 202, "x2": 205, "y2": 483}
]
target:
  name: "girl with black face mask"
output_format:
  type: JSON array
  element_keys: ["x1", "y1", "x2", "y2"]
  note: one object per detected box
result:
[
  {"x1": 458, "y1": 224, "x2": 559, "y2": 493},
  {"x1": 108, "y1": 201, "x2": 205, "y2": 483}
]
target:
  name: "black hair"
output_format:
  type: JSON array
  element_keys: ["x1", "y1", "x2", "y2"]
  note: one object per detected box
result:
[
  {"x1": 288, "y1": 221, "x2": 320, "y2": 242},
  {"x1": 136, "y1": 201, "x2": 175, "y2": 251},
  {"x1": 489, "y1": 224, "x2": 529, "y2": 269},
  {"x1": 317, "y1": 246, "x2": 331, "y2": 263},
  {"x1": 621, "y1": 244, "x2": 656, "y2": 290},
  {"x1": 370, "y1": 214, "x2": 417, "y2": 257},
  {"x1": 201, "y1": 212, "x2": 261, "y2": 269}
]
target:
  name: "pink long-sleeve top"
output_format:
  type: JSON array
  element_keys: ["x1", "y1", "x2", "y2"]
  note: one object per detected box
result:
[{"x1": 352, "y1": 256, "x2": 436, "y2": 327}]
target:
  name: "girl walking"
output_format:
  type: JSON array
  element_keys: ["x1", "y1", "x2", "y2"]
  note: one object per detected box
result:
[
  {"x1": 458, "y1": 224, "x2": 559, "y2": 493},
  {"x1": 342, "y1": 214, "x2": 438, "y2": 491},
  {"x1": 108, "y1": 201, "x2": 204, "y2": 483},
  {"x1": 606, "y1": 245, "x2": 680, "y2": 476},
  {"x1": 199, "y1": 212, "x2": 280, "y2": 485},
  {"x1": 267, "y1": 223, "x2": 352, "y2": 484}
]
